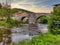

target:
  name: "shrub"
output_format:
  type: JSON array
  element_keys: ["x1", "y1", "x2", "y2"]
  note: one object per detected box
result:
[
  {"x1": 0, "y1": 21, "x2": 11, "y2": 27},
  {"x1": 16, "y1": 34, "x2": 60, "y2": 45},
  {"x1": 48, "y1": 6, "x2": 60, "y2": 34},
  {"x1": 6, "y1": 19, "x2": 23, "y2": 27}
]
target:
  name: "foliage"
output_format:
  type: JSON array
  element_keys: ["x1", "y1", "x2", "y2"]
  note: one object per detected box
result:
[
  {"x1": 16, "y1": 34, "x2": 60, "y2": 45},
  {"x1": 0, "y1": 8, "x2": 7, "y2": 18},
  {"x1": 0, "y1": 29, "x2": 3, "y2": 42},
  {"x1": 0, "y1": 28, "x2": 11, "y2": 42},
  {"x1": 7, "y1": 19, "x2": 18, "y2": 26},
  {"x1": 7, "y1": 18, "x2": 23, "y2": 27},
  {"x1": 11, "y1": 8, "x2": 33, "y2": 13},
  {"x1": 0, "y1": 21, "x2": 11, "y2": 27},
  {"x1": 48, "y1": 6, "x2": 60, "y2": 34},
  {"x1": 37, "y1": 16, "x2": 48, "y2": 24},
  {"x1": 0, "y1": 6, "x2": 28, "y2": 27}
]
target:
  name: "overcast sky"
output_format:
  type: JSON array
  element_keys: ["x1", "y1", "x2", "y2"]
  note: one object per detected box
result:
[{"x1": 0, "y1": 0, "x2": 60, "y2": 13}]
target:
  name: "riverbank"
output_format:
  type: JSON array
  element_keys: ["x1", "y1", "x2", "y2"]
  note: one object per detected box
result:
[{"x1": 16, "y1": 33, "x2": 60, "y2": 45}]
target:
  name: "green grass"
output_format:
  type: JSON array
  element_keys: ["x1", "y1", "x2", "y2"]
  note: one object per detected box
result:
[
  {"x1": 0, "y1": 20, "x2": 24, "y2": 28},
  {"x1": 16, "y1": 33, "x2": 60, "y2": 45}
]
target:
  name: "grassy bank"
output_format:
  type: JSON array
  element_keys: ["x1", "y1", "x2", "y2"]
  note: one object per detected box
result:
[
  {"x1": 0, "y1": 19, "x2": 24, "y2": 28},
  {"x1": 16, "y1": 33, "x2": 60, "y2": 45}
]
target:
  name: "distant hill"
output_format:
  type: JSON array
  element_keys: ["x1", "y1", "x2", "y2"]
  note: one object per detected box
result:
[
  {"x1": 12, "y1": 8, "x2": 50, "y2": 14},
  {"x1": 11, "y1": 8, "x2": 34, "y2": 13}
]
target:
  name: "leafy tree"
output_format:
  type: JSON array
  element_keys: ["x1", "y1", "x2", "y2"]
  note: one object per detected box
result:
[
  {"x1": 0, "y1": 7, "x2": 12, "y2": 21},
  {"x1": 0, "y1": 8, "x2": 8, "y2": 20},
  {"x1": 48, "y1": 6, "x2": 60, "y2": 34}
]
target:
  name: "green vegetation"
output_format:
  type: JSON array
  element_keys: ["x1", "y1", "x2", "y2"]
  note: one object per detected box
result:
[
  {"x1": 7, "y1": 19, "x2": 24, "y2": 27},
  {"x1": 48, "y1": 6, "x2": 60, "y2": 34},
  {"x1": 16, "y1": 34, "x2": 60, "y2": 45},
  {"x1": 0, "y1": 3, "x2": 29, "y2": 43},
  {"x1": 11, "y1": 8, "x2": 33, "y2": 13},
  {"x1": 15, "y1": 5, "x2": 60, "y2": 45},
  {"x1": 0, "y1": 19, "x2": 24, "y2": 28},
  {"x1": 0, "y1": 3, "x2": 29, "y2": 27},
  {"x1": 37, "y1": 16, "x2": 48, "y2": 24},
  {"x1": 0, "y1": 3, "x2": 60, "y2": 45},
  {"x1": 0, "y1": 21, "x2": 11, "y2": 27}
]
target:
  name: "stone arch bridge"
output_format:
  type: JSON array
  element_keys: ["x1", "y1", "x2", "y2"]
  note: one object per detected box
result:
[
  {"x1": 28, "y1": 13, "x2": 50, "y2": 24},
  {"x1": 13, "y1": 12, "x2": 50, "y2": 24},
  {"x1": 13, "y1": 12, "x2": 50, "y2": 30}
]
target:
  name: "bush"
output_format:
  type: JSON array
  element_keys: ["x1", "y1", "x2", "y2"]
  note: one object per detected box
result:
[
  {"x1": 0, "y1": 21, "x2": 11, "y2": 27},
  {"x1": 48, "y1": 16, "x2": 60, "y2": 34},
  {"x1": 6, "y1": 19, "x2": 23, "y2": 27},
  {"x1": 16, "y1": 34, "x2": 60, "y2": 45},
  {"x1": 48, "y1": 6, "x2": 60, "y2": 34}
]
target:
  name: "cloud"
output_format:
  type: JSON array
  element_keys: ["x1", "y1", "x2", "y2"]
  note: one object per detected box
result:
[
  {"x1": 11, "y1": 2, "x2": 52, "y2": 13},
  {"x1": 0, "y1": 0, "x2": 5, "y2": 3},
  {"x1": 1, "y1": 0, "x2": 59, "y2": 13},
  {"x1": 11, "y1": 0, "x2": 53, "y2": 13}
]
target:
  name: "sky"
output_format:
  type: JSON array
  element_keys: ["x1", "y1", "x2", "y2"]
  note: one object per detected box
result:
[{"x1": 0, "y1": 0, "x2": 60, "y2": 13}]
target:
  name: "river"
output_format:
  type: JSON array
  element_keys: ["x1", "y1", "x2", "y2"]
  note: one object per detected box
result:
[
  {"x1": 0, "y1": 24, "x2": 48, "y2": 44},
  {"x1": 11, "y1": 24, "x2": 48, "y2": 43}
]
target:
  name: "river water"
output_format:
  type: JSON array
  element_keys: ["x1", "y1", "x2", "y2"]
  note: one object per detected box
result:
[
  {"x1": 11, "y1": 24, "x2": 48, "y2": 43},
  {"x1": 0, "y1": 24, "x2": 48, "y2": 44}
]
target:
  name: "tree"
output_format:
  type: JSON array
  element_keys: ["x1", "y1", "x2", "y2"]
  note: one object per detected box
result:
[
  {"x1": 48, "y1": 6, "x2": 60, "y2": 34},
  {"x1": 0, "y1": 8, "x2": 7, "y2": 20},
  {"x1": 0, "y1": 3, "x2": 2, "y2": 8}
]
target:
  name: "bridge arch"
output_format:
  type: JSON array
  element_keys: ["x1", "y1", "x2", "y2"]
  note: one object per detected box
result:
[
  {"x1": 36, "y1": 16, "x2": 48, "y2": 24},
  {"x1": 21, "y1": 16, "x2": 28, "y2": 22}
]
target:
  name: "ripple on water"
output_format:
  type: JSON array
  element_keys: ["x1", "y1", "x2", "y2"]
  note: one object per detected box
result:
[{"x1": 11, "y1": 33, "x2": 32, "y2": 43}]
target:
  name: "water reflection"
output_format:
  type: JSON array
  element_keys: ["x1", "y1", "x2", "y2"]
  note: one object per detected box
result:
[
  {"x1": 11, "y1": 33, "x2": 32, "y2": 43},
  {"x1": 38, "y1": 24, "x2": 48, "y2": 33},
  {"x1": 11, "y1": 24, "x2": 48, "y2": 43}
]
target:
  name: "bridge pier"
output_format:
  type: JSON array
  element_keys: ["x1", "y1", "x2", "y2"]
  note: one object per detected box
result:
[{"x1": 28, "y1": 13, "x2": 38, "y2": 30}]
